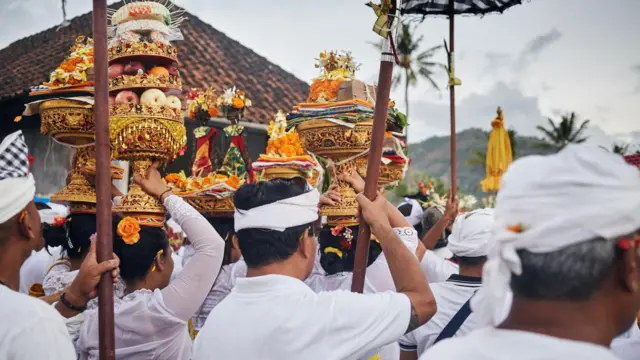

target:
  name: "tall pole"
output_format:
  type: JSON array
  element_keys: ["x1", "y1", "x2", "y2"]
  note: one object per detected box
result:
[
  {"x1": 92, "y1": 0, "x2": 115, "y2": 358},
  {"x1": 352, "y1": 0, "x2": 400, "y2": 293},
  {"x1": 448, "y1": 1, "x2": 457, "y2": 198}
]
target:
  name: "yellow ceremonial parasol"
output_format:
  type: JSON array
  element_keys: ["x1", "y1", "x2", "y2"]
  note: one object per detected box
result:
[{"x1": 481, "y1": 107, "x2": 512, "y2": 193}]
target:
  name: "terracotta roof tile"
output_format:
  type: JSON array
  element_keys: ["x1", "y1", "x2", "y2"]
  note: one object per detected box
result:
[{"x1": 0, "y1": 1, "x2": 309, "y2": 125}]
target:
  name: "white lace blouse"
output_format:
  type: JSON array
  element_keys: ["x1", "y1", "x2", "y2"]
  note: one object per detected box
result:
[{"x1": 76, "y1": 195, "x2": 225, "y2": 360}]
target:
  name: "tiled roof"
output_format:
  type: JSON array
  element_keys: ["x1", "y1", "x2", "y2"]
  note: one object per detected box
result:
[
  {"x1": 624, "y1": 154, "x2": 640, "y2": 167},
  {"x1": 0, "y1": 1, "x2": 309, "y2": 124}
]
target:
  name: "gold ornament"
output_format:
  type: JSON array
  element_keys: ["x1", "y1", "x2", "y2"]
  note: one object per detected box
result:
[
  {"x1": 297, "y1": 119, "x2": 373, "y2": 157},
  {"x1": 40, "y1": 99, "x2": 95, "y2": 147},
  {"x1": 112, "y1": 160, "x2": 166, "y2": 227},
  {"x1": 108, "y1": 73, "x2": 182, "y2": 92},
  {"x1": 108, "y1": 42, "x2": 178, "y2": 63}
]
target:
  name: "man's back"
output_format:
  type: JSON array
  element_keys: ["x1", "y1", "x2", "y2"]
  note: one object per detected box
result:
[
  {"x1": 0, "y1": 284, "x2": 75, "y2": 359},
  {"x1": 420, "y1": 328, "x2": 619, "y2": 360},
  {"x1": 193, "y1": 274, "x2": 411, "y2": 360}
]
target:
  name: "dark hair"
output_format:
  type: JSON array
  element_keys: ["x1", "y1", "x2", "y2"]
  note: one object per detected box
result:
[
  {"x1": 422, "y1": 206, "x2": 448, "y2": 248},
  {"x1": 113, "y1": 216, "x2": 169, "y2": 282},
  {"x1": 452, "y1": 255, "x2": 487, "y2": 267},
  {"x1": 206, "y1": 217, "x2": 235, "y2": 266},
  {"x1": 234, "y1": 178, "x2": 315, "y2": 268},
  {"x1": 318, "y1": 225, "x2": 383, "y2": 275},
  {"x1": 44, "y1": 213, "x2": 96, "y2": 259}
]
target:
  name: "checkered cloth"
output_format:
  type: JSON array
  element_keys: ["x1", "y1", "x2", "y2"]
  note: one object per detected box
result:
[
  {"x1": 0, "y1": 131, "x2": 29, "y2": 181},
  {"x1": 402, "y1": 0, "x2": 524, "y2": 16}
]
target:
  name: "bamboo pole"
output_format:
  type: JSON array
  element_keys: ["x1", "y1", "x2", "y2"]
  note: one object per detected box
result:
[
  {"x1": 351, "y1": 0, "x2": 399, "y2": 293},
  {"x1": 92, "y1": 0, "x2": 115, "y2": 358},
  {"x1": 448, "y1": 1, "x2": 457, "y2": 198}
]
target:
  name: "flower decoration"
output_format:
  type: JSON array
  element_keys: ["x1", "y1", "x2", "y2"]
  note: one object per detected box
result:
[
  {"x1": 330, "y1": 225, "x2": 353, "y2": 242},
  {"x1": 187, "y1": 87, "x2": 217, "y2": 124},
  {"x1": 506, "y1": 224, "x2": 526, "y2": 233},
  {"x1": 308, "y1": 50, "x2": 361, "y2": 103},
  {"x1": 117, "y1": 217, "x2": 141, "y2": 245},
  {"x1": 226, "y1": 175, "x2": 241, "y2": 189},
  {"x1": 52, "y1": 216, "x2": 67, "y2": 227},
  {"x1": 44, "y1": 36, "x2": 94, "y2": 88},
  {"x1": 339, "y1": 238, "x2": 352, "y2": 251},
  {"x1": 216, "y1": 86, "x2": 252, "y2": 121}
]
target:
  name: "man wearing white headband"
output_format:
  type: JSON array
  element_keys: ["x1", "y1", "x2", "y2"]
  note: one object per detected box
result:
[
  {"x1": 400, "y1": 208, "x2": 494, "y2": 359},
  {"x1": 0, "y1": 131, "x2": 119, "y2": 359},
  {"x1": 193, "y1": 178, "x2": 437, "y2": 360},
  {"x1": 421, "y1": 144, "x2": 640, "y2": 360}
]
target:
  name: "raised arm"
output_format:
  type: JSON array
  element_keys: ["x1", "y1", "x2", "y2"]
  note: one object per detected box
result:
[
  {"x1": 357, "y1": 193, "x2": 437, "y2": 334},
  {"x1": 133, "y1": 163, "x2": 225, "y2": 320},
  {"x1": 421, "y1": 194, "x2": 458, "y2": 249}
]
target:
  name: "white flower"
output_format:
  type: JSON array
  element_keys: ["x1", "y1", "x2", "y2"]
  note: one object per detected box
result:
[
  {"x1": 244, "y1": 99, "x2": 252, "y2": 107},
  {"x1": 221, "y1": 87, "x2": 235, "y2": 106}
]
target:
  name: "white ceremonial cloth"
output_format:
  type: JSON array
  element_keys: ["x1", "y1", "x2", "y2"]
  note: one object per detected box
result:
[
  {"x1": 398, "y1": 198, "x2": 424, "y2": 226},
  {"x1": 0, "y1": 284, "x2": 76, "y2": 359},
  {"x1": 474, "y1": 144, "x2": 640, "y2": 326},
  {"x1": 419, "y1": 327, "x2": 619, "y2": 360},
  {"x1": 400, "y1": 275, "x2": 482, "y2": 357},
  {"x1": 612, "y1": 323, "x2": 640, "y2": 360},
  {"x1": 447, "y1": 208, "x2": 494, "y2": 257},
  {"x1": 192, "y1": 274, "x2": 411, "y2": 360},
  {"x1": 234, "y1": 189, "x2": 320, "y2": 231}
]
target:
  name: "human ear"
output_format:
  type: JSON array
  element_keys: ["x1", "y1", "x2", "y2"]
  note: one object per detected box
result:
[
  {"x1": 619, "y1": 236, "x2": 640, "y2": 293},
  {"x1": 298, "y1": 229, "x2": 314, "y2": 260}
]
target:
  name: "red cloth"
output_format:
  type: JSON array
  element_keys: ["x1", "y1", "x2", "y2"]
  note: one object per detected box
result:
[
  {"x1": 382, "y1": 154, "x2": 407, "y2": 164},
  {"x1": 231, "y1": 135, "x2": 255, "y2": 183},
  {"x1": 191, "y1": 128, "x2": 217, "y2": 177}
]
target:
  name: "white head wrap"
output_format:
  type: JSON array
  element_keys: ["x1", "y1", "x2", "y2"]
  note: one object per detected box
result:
[
  {"x1": 0, "y1": 131, "x2": 35, "y2": 224},
  {"x1": 234, "y1": 189, "x2": 320, "y2": 232},
  {"x1": 398, "y1": 198, "x2": 424, "y2": 226},
  {"x1": 472, "y1": 144, "x2": 640, "y2": 326},
  {"x1": 447, "y1": 208, "x2": 494, "y2": 257}
]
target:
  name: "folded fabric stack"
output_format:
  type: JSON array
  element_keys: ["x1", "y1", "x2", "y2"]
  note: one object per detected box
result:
[{"x1": 253, "y1": 111, "x2": 321, "y2": 186}]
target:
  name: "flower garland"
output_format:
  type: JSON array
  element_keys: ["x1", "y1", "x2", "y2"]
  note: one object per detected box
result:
[
  {"x1": 217, "y1": 87, "x2": 252, "y2": 116},
  {"x1": 187, "y1": 87, "x2": 218, "y2": 124},
  {"x1": 44, "y1": 36, "x2": 94, "y2": 88}
]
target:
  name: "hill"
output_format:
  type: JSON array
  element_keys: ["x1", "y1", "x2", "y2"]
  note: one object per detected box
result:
[{"x1": 406, "y1": 128, "x2": 551, "y2": 198}]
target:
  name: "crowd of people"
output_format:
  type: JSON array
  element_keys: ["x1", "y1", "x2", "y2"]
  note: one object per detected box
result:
[{"x1": 1, "y1": 128, "x2": 640, "y2": 359}]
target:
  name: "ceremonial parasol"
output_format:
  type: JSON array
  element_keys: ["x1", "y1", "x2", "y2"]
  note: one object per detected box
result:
[
  {"x1": 401, "y1": 0, "x2": 528, "y2": 197},
  {"x1": 481, "y1": 107, "x2": 512, "y2": 192}
]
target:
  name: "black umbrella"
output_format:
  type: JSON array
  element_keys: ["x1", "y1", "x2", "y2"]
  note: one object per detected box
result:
[{"x1": 401, "y1": 0, "x2": 528, "y2": 197}]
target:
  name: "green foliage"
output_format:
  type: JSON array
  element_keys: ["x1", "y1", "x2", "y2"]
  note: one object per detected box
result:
[{"x1": 535, "y1": 112, "x2": 590, "y2": 152}]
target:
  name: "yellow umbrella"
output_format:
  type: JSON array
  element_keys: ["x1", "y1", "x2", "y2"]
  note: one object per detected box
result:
[{"x1": 481, "y1": 107, "x2": 512, "y2": 192}]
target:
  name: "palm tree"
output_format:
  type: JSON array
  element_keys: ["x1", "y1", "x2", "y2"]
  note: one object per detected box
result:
[
  {"x1": 536, "y1": 112, "x2": 590, "y2": 151},
  {"x1": 372, "y1": 22, "x2": 445, "y2": 120}
]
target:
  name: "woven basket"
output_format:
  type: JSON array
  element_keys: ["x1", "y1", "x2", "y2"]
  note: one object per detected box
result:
[
  {"x1": 40, "y1": 99, "x2": 95, "y2": 147},
  {"x1": 297, "y1": 119, "x2": 373, "y2": 157}
]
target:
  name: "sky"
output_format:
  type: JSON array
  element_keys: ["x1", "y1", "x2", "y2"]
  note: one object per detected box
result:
[{"x1": 2, "y1": 0, "x2": 640, "y2": 146}]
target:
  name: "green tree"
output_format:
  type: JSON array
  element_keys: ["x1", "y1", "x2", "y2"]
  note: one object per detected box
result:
[
  {"x1": 536, "y1": 112, "x2": 590, "y2": 151},
  {"x1": 372, "y1": 23, "x2": 445, "y2": 121}
]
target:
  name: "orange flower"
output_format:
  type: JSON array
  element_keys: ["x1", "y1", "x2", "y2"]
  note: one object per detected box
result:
[
  {"x1": 506, "y1": 224, "x2": 525, "y2": 233},
  {"x1": 208, "y1": 106, "x2": 219, "y2": 118},
  {"x1": 117, "y1": 217, "x2": 141, "y2": 245},
  {"x1": 236, "y1": 90, "x2": 245, "y2": 97},
  {"x1": 232, "y1": 97, "x2": 244, "y2": 109},
  {"x1": 52, "y1": 216, "x2": 66, "y2": 227},
  {"x1": 226, "y1": 175, "x2": 241, "y2": 189}
]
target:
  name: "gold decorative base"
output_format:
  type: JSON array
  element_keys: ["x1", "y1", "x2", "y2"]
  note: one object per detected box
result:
[
  {"x1": 110, "y1": 103, "x2": 182, "y2": 122},
  {"x1": 40, "y1": 99, "x2": 95, "y2": 147},
  {"x1": 355, "y1": 157, "x2": 407, "y2": 186},
  {"x1": 108, "y1": 74, "x2": 182, "y2": 93},
  {"x1": 110, "y1": 116, "x2": 186, "y2": 162},
  {"x1": 113, "y1": 160, "x2": 166, "y2": 227},
  {"x1": 51, "y1": 172, "x2": 97, "y2": 204},
  {"x1": 183, "y1": 196, "x2": 234, "y2": 217},
  {"x1": 297, "y1": 119, "x2": 373, "y2": 157},
  {"x1": 108, "y1": 42, "x2": 178, "y2": 63},
  {"x1": 326, "y1": 215, "x2": 359, "y2": 227},
  {"x1": 319, "y1": 160, "x2": 359, "y2": 217},
  {"x1": 83, "y1": 159, "x2": 124, "y2": 180}
]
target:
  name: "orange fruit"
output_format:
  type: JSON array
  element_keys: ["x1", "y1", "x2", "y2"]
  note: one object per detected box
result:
[{"x1": 149, "y1": 66, "x2": 169, "y2": 78}]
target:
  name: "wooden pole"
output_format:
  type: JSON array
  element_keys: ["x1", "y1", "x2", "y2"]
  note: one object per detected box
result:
[
  {"x1": 351, "y1": 1, "x2": 399, "y2": 293},
  {"x1": 92, "y1": 0, "x2": 115, "y2": 358},
  {"x1": 448, "y1": 1, "x2": 457, "y2": 198}
]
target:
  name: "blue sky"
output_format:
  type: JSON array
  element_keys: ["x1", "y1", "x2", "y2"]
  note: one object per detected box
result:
[{"x1": 2, "y1": 0, "x2": 640, "y2": 146}]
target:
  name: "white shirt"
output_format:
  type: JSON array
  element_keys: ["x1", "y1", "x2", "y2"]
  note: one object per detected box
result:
[
  {"x1": 305, "y1": 227, "x2": 419, "y2": 360},
  {"x1": 420, "y1": 249, "x2": 458, "y2": 283},
  {"x1": 612, "y1": 323, "x2": 640, "y2": 360},
  {"x1": 400, "y1": 275, "x2": 482, "y2": 356},
  {"x1": 193, "y1": 274, "x2": 411, "y2": 360},
  {"x1": 19, "y1": 249, "x2": 50, "y2": 294},
  {"x1": 0, "y1": 284, "x2": 76, "y2": 359},
  {"x1": 419, "y1": 328, "x2": 619, "y2": 360}
]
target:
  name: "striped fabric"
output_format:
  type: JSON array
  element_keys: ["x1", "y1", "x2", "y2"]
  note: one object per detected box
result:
[{"x1": 402, "y1": 0, "x2": 524, "y2": 16}]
